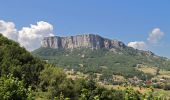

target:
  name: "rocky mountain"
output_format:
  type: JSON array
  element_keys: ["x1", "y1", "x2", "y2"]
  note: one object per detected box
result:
[
  {"x1": 41, "y1": 34, "x2": 126, "y2": 49},
  {"x1": 33, "y1": 34, "x2": 170, "y2": 79},
  {"x1": 40, "y1": 34, "x2": 157, "y2": 57}
]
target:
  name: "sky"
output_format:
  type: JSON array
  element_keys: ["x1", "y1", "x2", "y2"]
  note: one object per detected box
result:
[{"x1": 0, "y1": 0, "x2": 170, "y2": 58}]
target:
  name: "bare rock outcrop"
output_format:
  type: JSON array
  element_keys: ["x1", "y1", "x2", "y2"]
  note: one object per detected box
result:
[{"x1": 41, "y1": 34, "x2": 126, "y2": 49}]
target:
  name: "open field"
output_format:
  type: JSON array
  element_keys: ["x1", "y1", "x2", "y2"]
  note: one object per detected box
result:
[
  {"x1": 99, "y1": 84, "x2": 170, "y2": 98},
  {"x1": 136, "y1": 66, "x2": 158, "y2": 75}
]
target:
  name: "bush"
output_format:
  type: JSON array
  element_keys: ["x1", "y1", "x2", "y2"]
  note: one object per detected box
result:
[
  {"x1": 163, "y1": 83, "x2": 170, "y2": 90},
  {"x1": 0, "y1": 74, "x2": 33, "y2": 100}
]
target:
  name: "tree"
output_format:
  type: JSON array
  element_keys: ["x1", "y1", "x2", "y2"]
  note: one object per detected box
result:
[
  {"x1": 80, "y1": 89, "x2": 89, "y2": 100},
  {"x1": 39, "y1": 65, "x2": 76, "y2": 99},
  {"x1": 124, "y1": 87, "x2": 141, "y2": 100},
  {"x1": 0, "y1": 34, "x2": 44, "y2": 87},
  {"x1": 0, "y1": 74, "x2": 33, "y2": 100}
]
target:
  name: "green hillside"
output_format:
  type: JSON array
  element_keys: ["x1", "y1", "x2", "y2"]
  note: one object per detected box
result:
[
  {"x1": 33, "y1": 46, "x2": 170, "y2": 80},
  {"x1": 0, "y1": 34, "x2": 45, "y2": 87}
]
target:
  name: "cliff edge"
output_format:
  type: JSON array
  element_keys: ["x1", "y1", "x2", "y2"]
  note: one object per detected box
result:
[{"x1": 41, "y1": 34, "x2": 126, "y2": 49}]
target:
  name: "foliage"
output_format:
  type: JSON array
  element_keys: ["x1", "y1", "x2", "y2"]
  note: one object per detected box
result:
[
  {"x1": 163, "y1": 83, "x2": 170, "y2": 90},
  {"x1": 32, "y1": 47, "x2": 168, "y2": 80},
  {"x1": 0, "y1": 74, "x2": 33, "y2": 100},
  {"x1": 0, "y1": 34, "x2": 45, "y2": 87},
  {"x1": 38, "y1": 65, "x2": 81, "y2": 99},
  {"x1": 124, "y1": 87, "x2": 141, "y2": 100}
]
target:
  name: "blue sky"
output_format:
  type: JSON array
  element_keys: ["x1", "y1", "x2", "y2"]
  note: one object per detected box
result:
[{"x1": 0, "y1": 0, "x2": 170, "y2": 57}]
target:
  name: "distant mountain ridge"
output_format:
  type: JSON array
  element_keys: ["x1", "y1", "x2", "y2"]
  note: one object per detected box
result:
[
  {"x1": 41, "y1": 34, "x2": 158, "y2": 57},
  {"x1": 33, "y1": 34, "x2": 170, "y2": 78},
  {"x1": 41, "y1": 34, "x2": 126, "y2": 49}
]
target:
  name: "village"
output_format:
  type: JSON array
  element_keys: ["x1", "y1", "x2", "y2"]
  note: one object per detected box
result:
[{"x1": 64, "y1": 68, "x2": 170, "y2": 91}]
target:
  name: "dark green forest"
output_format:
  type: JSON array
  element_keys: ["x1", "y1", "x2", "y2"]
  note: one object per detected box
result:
[{"x1": 0, "y1": 34, "x2": 168, "y2": 99}]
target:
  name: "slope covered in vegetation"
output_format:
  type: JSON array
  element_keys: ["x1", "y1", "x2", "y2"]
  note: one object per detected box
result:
[
  {"x1": 0, "y1": 34, "x2": 169, "y2": 99},
  {"x1": 33, "y1": 46, "x2": 170, "y2": 80},
  {"x1": 0, "y1": 34, "x2": 45, "y2": 87}
]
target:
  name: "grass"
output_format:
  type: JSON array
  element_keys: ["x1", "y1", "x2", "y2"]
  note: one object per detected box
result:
[
  {"x1": 159, "y1": 70, "x2": 170, "y2": 75},
  {"x1": 136, "y1": 66, "x2": 158, "y2": 75},
  {"x1": 99, "y1": 84, "x2": 170, "y2": 98},
  {"x1": 152, "y1": 70, "x2": 170, "y2": 80},
  {"x1": 65, "y1": 71, "x2": 88, "y2": 80}
]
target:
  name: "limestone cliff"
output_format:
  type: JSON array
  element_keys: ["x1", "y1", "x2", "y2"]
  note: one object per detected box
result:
[{"x1": 41, "y1": 34, "x2": 126, "y2": 49}]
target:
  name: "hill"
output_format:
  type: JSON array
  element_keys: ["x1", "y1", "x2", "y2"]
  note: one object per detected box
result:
[
  {"x1": 33, "y1": 34, "x2": 170, "y2": 80},
  {"x1": 0, "y1": 34, "x2": 45, "y2": 87}
]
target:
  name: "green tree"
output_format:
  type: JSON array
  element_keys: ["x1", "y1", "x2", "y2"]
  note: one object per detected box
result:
[
  {"x1": 124, "y1": 87, "x2": 141, "y2": 100},
  {"x1": 0, "y1": 34, "x2": 44, "y2": 87},
  {"x1": 39, "y1": 65, "x2": 77, "y2": 99},
  {"x1": 80, "y1": 88, "x2": 89, "y2": 100},
  {"x1": 0, "y1": 74, "x2": 32, "y2": 100}
]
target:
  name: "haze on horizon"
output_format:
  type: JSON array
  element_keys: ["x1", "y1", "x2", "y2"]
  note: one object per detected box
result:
[{"x1": 0, "y1": 0, "x2": 169, "y2": 58}]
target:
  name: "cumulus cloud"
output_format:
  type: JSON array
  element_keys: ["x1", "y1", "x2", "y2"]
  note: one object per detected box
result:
[
  {"x1": 0, "y1": 20, "x2": 54, "y2": 51},
  {"x1": 0, "y1": 20, "x2": 165, "y2": 51},
  {"x1": 128, "y1": 41, "x2": 147, "y2": 50},
  {"x1": 147, "y1": 28, "x2": 164, "y2": 44},
  {"x1": 128, "y1": 28, "x2": 164, "y2": 50},
  {"x1": 0, "y1": 20, "x2": 18, "y2": 41},
  {"x1": 18, "y1": 21, "x2": 54, "y2": 51}
]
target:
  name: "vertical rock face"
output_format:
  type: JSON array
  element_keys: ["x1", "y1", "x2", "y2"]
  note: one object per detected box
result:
[{"x1": 41, "y1": 34, "x2": 126, "y2": 49}]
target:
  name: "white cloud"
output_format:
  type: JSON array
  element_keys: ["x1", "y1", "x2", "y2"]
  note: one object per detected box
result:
[
  {"x1": 0, "y1": 20, "x2": 165, "y2": 51},
  {"x1": 147, "y1": 28, "x2": 164, "y2": 44},
  {"x1": 128, "y1": 28, "x2": 164, "y2": 50},
  {"x1": 0, "y1": 20, "x2": 54, "y2": 51},
  {"x1": 18, "y1": 21, "x2": 54, "y2": 51},
  {"x1": 0, "y1": 20, "x2": 18, "y2": 41},
  {"x1": 128, "y1": 41, "x2": 147, "y2": 50}
]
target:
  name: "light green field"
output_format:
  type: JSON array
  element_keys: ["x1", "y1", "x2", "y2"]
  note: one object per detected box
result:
[
  {"x1": 136, "y1": 66, "x2": 158, "y2": 75},
  {"x1": 99, "y1": 84, "x2": 170, "y2": 98}
]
